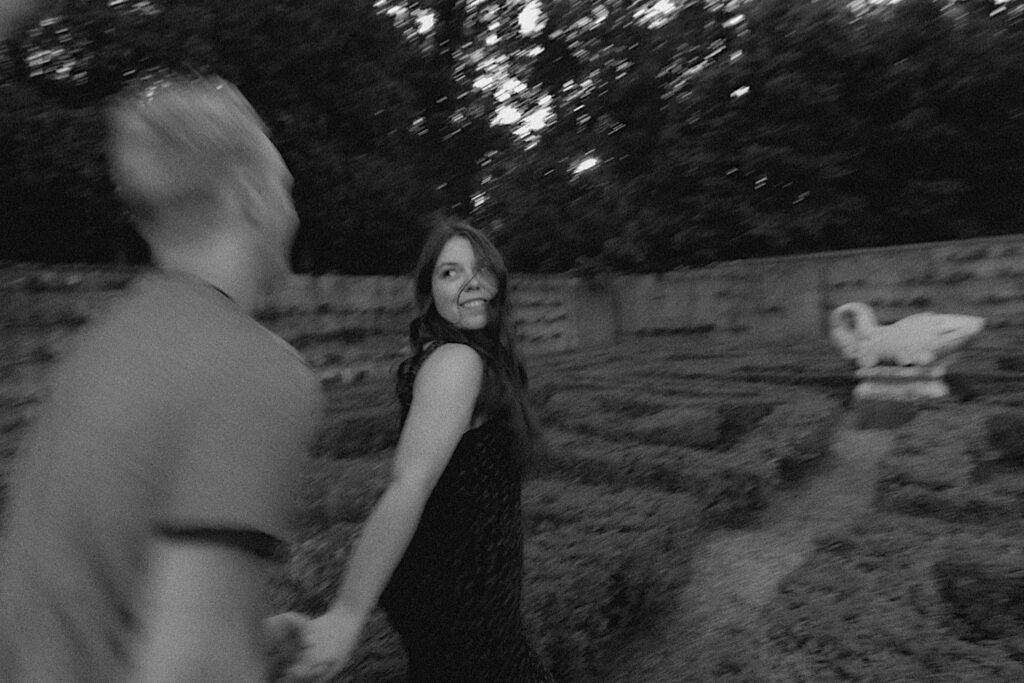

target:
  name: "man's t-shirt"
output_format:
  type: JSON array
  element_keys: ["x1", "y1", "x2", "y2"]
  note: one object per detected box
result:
[{"x1": 0, "y1": 272, "x2": 324, "y2": 682}]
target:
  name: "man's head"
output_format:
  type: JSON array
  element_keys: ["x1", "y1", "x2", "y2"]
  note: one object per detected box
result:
[{"x1": 107, "y1": 76, "x2": 297, "y2": 289}]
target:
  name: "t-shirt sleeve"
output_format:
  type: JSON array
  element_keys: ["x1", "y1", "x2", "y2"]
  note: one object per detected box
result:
[{"x1": 157, "y1": 343, "x2": 323, "y2": 545}]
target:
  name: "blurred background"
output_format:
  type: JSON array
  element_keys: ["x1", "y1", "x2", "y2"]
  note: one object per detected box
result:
[
  {"x1": 2, "y1": 0, "x2": 1022, "y2": 275},
  {"x1": 6, "y1": 4, "x2": 1024, "y2": 680}
]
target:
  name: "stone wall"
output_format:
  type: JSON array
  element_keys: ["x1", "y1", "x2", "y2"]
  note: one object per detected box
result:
[
  {"x1": 614, "y1": 233, "x2": 1024, "y2": 340},
  {"x1": 3, "y1": 233, "x2": 1023, "y2": 399},
  {"x1": 824, "y1": 237, "x2": 1024, "y2": 331},
  {"x1": 0, "y1": 264, "x2": 610, "y2": 400}
]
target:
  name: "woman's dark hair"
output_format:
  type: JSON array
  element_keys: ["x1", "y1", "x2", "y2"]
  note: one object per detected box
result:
[{"x1": 397, "y1": 216, "x2": 547, "y2": 468}]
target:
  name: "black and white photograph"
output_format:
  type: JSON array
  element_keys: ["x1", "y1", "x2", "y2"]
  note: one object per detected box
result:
[{"x1": 2, "y1": 1, "x2": 1024, "y2": 681}]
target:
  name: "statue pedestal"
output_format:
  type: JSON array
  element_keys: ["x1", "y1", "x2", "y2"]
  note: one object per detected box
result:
[{"x1": 852, "y1": 365, "x2": 949, "y2": 428}]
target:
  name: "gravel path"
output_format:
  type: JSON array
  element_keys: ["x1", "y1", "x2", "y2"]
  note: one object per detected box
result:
[{"x1": 607, "y1": 415, "x2": 895, "y2": 682}]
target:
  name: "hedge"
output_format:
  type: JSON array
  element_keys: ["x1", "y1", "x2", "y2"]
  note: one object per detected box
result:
[
  {"x1": 269, "y1": 522, "x2": 407, "y2": 682},
  {"x1": 702, "y1": 395, "x2": 841, "y2": 527},
  {"x1": 522, "y1": 480, "x2": 701, "y2": 681},
  {"x1": 539, "y1": 393, "x2": 840, "y2": 529},
  {"x1": 761, "y1": 512, "x2": 1024, "y2": 681},
  {"x1": 271, "y1": 464, "x2": 702, "y2": 682},
  {"x1": 736, "y1": 396, "x2": 843, "y2": 483},
  {"x1": 879, "y1": 405, "x2": 1024, "y2": 524},
  {"x1": 538, "y1": 428, "x2": 772, "y2": 527},
  {"x1": 311, "y1": 406, "x2": 400, "y2": 460}
]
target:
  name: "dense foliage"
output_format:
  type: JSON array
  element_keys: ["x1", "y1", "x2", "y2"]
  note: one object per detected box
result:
[
  {"x1": 751, "y1": 399, "x2": 1024, "y2": 682},
  {"x1": 2, "y1": 0, "x2": 1023, "y2": 272}
]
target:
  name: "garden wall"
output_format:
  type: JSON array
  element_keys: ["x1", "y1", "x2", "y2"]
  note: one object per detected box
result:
[
  {"x1": 4, "y1": 233, "x2": 1024, "y2": 399},
  {"x1": 0, "y1": 263, "x2": 614, "y2": 400},
  {"x1": 614, "y1": 233, "x2": 1024, "y2": 339}
]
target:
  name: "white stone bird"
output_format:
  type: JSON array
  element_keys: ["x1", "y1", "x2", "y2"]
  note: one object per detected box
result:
[{"x1": 829, "y1": 301, "x2": 984, "y2": 369}]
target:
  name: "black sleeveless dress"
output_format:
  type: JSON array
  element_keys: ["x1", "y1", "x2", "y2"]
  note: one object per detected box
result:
[{"x1": 379, "y1": 347, "x2": 553, "y2": 682}]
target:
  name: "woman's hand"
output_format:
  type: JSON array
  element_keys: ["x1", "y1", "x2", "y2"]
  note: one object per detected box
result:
[{"x1": 268, "y1": 608, "x2": 363, "y2": 682}]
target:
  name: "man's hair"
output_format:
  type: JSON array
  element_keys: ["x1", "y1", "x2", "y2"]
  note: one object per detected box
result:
[{"x1": 106, "y1": 76, "x2": 271, "y2": 224}]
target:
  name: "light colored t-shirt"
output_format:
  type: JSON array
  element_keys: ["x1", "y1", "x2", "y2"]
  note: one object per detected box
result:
[{"x1": 0, "y1": 272, "x2": 324, "y2": 682}]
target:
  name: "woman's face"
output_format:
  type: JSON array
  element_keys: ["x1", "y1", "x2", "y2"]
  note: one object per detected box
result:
[{"x1": 431, "y1": 235, "x2": 499, "y2": 330}]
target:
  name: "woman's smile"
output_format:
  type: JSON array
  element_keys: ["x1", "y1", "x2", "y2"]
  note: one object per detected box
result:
[{"x1": 432, "y1": 236, "x2": 498, "y2": 330}]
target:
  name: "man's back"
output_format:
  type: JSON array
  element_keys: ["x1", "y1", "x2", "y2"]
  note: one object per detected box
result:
[{"x1": 0, "y1": 272, "x2": 323, "y2": 681}]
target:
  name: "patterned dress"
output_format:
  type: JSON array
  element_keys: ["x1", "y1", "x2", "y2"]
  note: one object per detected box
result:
[{"x1": 379, "y1": 347, "x2": 553, "y2": 682}]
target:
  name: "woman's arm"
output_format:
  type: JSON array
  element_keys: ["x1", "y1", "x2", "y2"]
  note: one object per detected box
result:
[{"x1": 279, "y1": 343, "x2": 484, "y2": 680}]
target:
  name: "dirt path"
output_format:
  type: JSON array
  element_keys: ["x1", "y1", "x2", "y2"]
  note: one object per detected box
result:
[{"x1": 607, "y1": 416, "x2": 894, "y2": 682}]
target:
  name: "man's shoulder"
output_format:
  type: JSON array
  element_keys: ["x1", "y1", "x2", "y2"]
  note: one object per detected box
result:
[{"x1": 107, "y1": 273, "x2": 322, "y2": 397}]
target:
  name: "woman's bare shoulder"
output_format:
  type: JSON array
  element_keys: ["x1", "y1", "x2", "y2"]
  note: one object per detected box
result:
[{"x1": 418, "y1": 342, "x2": 485, "y2": 375}]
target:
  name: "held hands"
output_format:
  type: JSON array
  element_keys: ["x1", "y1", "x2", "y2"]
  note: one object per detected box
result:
[{"x1": 264, "y1": 608, "x2": 363, "y2": 682}]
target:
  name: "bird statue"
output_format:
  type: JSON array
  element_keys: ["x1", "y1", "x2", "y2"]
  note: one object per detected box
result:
[{"x1": 829, "y1": 302, "x2": 984, "y2": 369}]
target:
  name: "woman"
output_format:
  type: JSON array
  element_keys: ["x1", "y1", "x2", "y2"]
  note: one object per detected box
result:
[{"x1": 282, "y1": 218, "x2": 553, "y2": 682}]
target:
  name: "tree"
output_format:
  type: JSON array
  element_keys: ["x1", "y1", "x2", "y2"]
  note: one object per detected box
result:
[
  {"x1": 595, "y1": 0, "x2": 1024, "y2": 266},
  {"x1": 3, "y1": 0, "x2": 1023, "y2": 271},
  {"x1": 0, "y1": 0, "x2": 483, "y2": 272}
]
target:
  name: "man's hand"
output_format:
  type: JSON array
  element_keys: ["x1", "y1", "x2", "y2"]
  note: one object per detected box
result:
[
  {"x1": 267, "y1": 608, "x2": 363, "y2": 682},
  {"x1": 264, "y1": 611, "x2": 312, "y2": 681}
]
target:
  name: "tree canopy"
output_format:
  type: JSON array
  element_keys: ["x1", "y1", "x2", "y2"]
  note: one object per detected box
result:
[{"x1": 2, "y1": 0, "x2": 1022, "y2": 273}]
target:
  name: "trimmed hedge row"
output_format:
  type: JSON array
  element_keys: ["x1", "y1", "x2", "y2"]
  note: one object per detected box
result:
[
  {"x1": 270, "y1": 467, "x2": 701, "y2": 682},
  {"x1": 936, "y1": 550, "x2": 1024, "y2": 642},
  {"x1": 738, "y1": 397, "x2": 843, "y2": 482},
  {"x1": 699, "y1": 396, "x2": 842, "y2": 527},
  {"x1": 984, "y1": 410, "x2": 1024, "y2": 465},
  {"x1": 542, "y1": 374, "x2": 789, "y2": 403},
  {"x1": 311, "y1": 410, "x2": 400, "y2": 460},
  {"x1": 307, "y1": 380, "x2": 402, "y2": 460},
  {"x1": 539, "y1": 391, "x2": 840, "y2": 529},
  {"x1": 566, "y1": 404, "x2": 722, "y2": 448},
  {"x1": 761, "y1": 512, "x2": 1024, "y2": 681},
  {"x1": 749, "y1": 400, "x2": 1024, "y2": 680},
  {"x1": 521, "y1": 481, "x2": 700, "y2": 681},
  {"x1": 269, "y1": 521, "x2": 408, "y2": 682},
  {"x1": 539, "y1": 428, "x2": 773, "y2": 528},
  {"x1": 544, "y1": 387, "x2": 779, "y2": 448},
  {"x1": 879, "y1": 405, "x2": 1024, "y2": 524},
  {"x1": 539, "y1": 428, "x2": 715, "y2": 492},
  {"x1": 292, "y1": 455, "x2": 392, "y2": 529}
]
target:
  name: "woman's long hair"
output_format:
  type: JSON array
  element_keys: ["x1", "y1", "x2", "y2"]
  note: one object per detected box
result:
[{"x1": 397, "y1": 217, "x2": 547, "y2": 468}]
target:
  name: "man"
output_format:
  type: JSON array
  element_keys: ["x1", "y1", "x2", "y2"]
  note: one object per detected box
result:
[{"x1": 0, "y1": 77, "x2": 323, "y2": 681}]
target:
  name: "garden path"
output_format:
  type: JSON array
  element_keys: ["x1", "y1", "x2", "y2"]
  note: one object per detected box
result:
[{"x1": 607, "y1": 414, "x2": 895, "y2": 682}]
